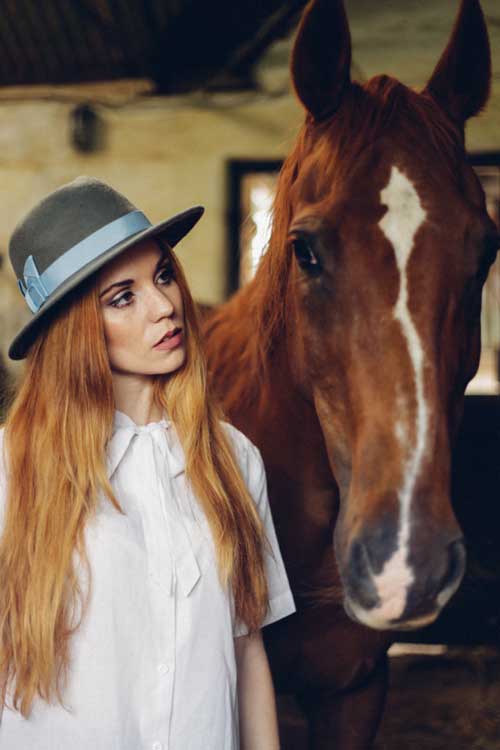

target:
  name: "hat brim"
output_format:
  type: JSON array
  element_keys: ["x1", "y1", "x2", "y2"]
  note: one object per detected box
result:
[{"x1": 8, "y1": 205, "x2": 204, "y2": 360}]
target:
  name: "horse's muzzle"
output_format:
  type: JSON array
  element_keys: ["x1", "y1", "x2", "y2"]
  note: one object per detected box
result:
[{"x1": 342, "y1": 535, "x2": 466, "y2": 631}]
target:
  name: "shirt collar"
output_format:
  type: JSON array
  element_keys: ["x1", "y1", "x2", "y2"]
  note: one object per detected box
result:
[
  {"x1": 107, "y1": 409, "x2": 186, "y2": 479},
  {"x1": 113, "y1": 409, "x2": 170, "y2": 432}
]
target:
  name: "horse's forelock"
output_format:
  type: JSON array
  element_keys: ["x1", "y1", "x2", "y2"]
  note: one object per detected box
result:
[{"x1": 311, "y1": 78, "x2": 463, "y2": 186}]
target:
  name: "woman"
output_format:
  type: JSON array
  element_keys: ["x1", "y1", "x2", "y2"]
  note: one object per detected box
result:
[{"x1": 0, "y1": 177, "x2": 295, "y2": 749}]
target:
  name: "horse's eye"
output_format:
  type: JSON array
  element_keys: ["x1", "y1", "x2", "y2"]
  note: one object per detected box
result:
[{"x1": 290, "y1": 236, "x2": 321, "y2": 273}]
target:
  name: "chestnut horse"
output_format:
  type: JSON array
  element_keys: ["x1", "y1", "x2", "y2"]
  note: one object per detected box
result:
[{"x1": 204, "y1": 0, "x2": 499, "y2": 747}]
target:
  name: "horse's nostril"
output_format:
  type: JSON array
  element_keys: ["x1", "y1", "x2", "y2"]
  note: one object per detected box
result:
[
  {"x1": 345, "y1": 541, "x2": 379, "y2": 610},
  {"x1": 350, "y1": 540, "x2": 371, "y2": 581}
]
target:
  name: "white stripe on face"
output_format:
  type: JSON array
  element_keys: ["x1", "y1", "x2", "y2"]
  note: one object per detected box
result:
[{"x1": 366, "y1": 165, "x2": 428, "y2": 623}]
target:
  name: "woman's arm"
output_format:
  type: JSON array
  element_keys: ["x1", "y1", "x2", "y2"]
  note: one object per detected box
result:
[{"x1": 234, "y1": 630, "x2": 280, "y2": 750}]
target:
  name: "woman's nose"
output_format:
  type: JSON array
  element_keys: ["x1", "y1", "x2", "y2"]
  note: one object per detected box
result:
[{"x1": 148, "y1": 286, "x2": 175, "y2": 319}]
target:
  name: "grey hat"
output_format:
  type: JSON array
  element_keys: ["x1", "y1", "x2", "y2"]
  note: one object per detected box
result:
[{"x1": 8, "y1": 176, "x2": 204, "y2": 360}]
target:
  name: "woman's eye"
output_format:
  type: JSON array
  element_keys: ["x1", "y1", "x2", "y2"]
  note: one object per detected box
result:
[
  {"x1": 110, "y1": 291, "x2": 133, "y2": 308},
  {"x1": 157, "y1": 267, "x2": 174, "y2": 285},
  {"x1": 290, "y1": 236, "x2": 321, "y2": 274}
]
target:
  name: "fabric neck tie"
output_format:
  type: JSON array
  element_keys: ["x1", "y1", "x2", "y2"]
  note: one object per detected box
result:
[{"x1": 106, "y1": 411, "x2": 200, "y2": 597}]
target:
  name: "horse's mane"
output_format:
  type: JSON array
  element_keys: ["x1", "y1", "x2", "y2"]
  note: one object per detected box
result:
[{"x1": 204, "y1": 76, "x2": 462, "y2": 414}]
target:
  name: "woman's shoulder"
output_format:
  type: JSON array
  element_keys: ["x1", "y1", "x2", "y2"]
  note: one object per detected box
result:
[
  {"x1": 220, "y1": 421, "x2": 265, "y2": 487},
  {"x1": 221, "y1": 421, "x2": 261, "y2": 459}
]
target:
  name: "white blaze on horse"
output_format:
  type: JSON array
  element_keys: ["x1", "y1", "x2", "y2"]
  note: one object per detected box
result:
[{"x1": 205, "y1": 0, "x2": 499, "y2": 747}]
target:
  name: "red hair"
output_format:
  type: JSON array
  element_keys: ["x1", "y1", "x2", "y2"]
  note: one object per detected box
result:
[{"x1": 0, "y1": 249, "x2": 268, "y2": 717}]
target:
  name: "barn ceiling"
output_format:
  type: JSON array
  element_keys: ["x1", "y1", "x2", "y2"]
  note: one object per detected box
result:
[
  {"x1": 0, "y1": 0, "x2": 499, "y2": 145},
  {"x1": 0, "y1": 0, "x2": 308, "y2": 93}
]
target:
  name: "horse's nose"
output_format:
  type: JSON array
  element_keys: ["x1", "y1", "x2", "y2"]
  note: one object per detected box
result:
[{"x1": 343, "y1": 535, "x2": 466, "y2": 629}]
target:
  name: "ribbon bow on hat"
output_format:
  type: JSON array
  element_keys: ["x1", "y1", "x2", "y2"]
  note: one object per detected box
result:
[{"x1": 106, "y1": 410, "x2": 201, "y2": 597}]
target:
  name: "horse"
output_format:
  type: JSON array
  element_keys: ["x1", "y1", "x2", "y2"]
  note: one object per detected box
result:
[{"x1": 203, "y1": 1, "x2": 499, "y2": 747}]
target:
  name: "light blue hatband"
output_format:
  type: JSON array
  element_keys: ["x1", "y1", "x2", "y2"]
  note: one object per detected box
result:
[{"x1": 17, "y1": 209, "x2": 152, "y2": 314}]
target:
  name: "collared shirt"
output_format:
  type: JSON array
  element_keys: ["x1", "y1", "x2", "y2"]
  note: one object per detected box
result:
[{"x1": 0, "y1": 411, "x2": 295, "y2": 750}]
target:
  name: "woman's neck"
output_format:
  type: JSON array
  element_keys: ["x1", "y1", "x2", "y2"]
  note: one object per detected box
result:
[{"x1": 111, "y1": 371, "x2": 163, "y2": 426}]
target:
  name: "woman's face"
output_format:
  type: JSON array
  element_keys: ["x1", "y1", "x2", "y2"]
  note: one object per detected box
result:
[{"x1": 98, "y1": 238, "x2": 186, "y2": 377}]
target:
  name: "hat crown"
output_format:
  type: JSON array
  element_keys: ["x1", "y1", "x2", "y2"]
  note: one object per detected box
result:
[{"x1": 9, "y1": 177, "x2": 137, "y2": 279}]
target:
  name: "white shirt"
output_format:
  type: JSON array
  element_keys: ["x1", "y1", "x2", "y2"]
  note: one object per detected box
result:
[{"x1": 0, "y1": 411, "x2": 295, "y2": 750}]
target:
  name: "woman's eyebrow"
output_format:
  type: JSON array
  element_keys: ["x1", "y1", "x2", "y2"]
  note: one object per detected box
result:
[
  {"x1": 99, "y1": 278, "x2": 132, "y2": 297},
  {"x1": 99, "y1": 255, "x2": 170, "y2": 298}
]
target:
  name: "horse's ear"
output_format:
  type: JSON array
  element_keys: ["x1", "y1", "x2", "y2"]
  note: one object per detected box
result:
[
  {"x1": 424, "y1": 0, "x2": 491, "y2": 124},
  {"x1": 291, "y1": 0, "x2": 352, "y2": 121}
]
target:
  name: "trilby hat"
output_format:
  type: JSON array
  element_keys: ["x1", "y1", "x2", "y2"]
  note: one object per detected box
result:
[{"x1": 8, "y1": 176, "x2": 204, "y2": 360}]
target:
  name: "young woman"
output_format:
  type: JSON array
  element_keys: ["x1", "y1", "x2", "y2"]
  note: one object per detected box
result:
[{"x1": 0, "y1": 177, "x2": 295, "y2": 750}]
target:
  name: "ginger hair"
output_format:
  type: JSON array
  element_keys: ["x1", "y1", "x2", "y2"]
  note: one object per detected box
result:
[{"x1": 0, "y1": 247, "x2": 268, "y2": 716}]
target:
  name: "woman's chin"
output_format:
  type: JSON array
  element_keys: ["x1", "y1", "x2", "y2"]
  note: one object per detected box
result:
[{"x1": 151, "y1": 347, "x2": 186, "y2": 375}]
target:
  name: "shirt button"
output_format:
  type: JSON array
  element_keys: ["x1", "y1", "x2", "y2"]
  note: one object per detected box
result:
[
  {"x1": 158, "y1": 663, "x2": 169, "y2": 675},
  {"x1": 152, "y1": 743, "x2": 162, "y2": 750}
]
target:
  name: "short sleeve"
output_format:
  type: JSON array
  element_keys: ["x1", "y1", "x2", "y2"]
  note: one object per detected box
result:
[{"x1": 225, "y1": 425, "x2": 296, "y2": 637}]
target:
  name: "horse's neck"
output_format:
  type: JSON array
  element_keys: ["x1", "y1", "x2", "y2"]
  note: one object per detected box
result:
[
  {"x1": 227, "y1": 332, "x2": 339, "y2": 563},
  {"x1": 212, "y1": 286, "x2": 337, "y2": 513},
  {"x1": 256, "y1": 337, "x2": 338, "y2": 495},
  {"x1": 259, "y1": 343, "x2": 343, "y2": 594},
  {"x1": 205, "y1": 282, "x2": 342, "y2": 595}
]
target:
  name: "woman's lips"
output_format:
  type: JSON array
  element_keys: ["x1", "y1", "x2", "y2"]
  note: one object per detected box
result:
[{"x1": 153, "y1": 328, "x2": 183, "y2": 351}]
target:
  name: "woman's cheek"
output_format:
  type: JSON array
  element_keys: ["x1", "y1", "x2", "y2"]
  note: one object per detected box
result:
[{"x1": 102, "y1": 314, "x2": 129, "y2": 361}]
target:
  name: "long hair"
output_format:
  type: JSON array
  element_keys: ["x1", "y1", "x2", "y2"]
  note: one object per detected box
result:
[{"x1": 0, "y1": 246, "x2": 268, "y2": 717}]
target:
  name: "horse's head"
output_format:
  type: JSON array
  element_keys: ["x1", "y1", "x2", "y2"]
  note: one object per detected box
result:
[{"x1": 284, "y1": 0, "x2": 499, "y2": 630}]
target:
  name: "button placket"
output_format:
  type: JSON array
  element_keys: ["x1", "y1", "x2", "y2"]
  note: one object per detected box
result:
[
  {"x1": 147, "y1": 588, "x2": 176, "y2": 750},
  {"x1": 140, "y1": 573, "x2": 173, "y2": 750},
  {"x1": 107, "y1": 415, "x2": 179, "y2": 750},
  {"x1": 125, "y1": 428, "x2": 174, "y2": 750}
]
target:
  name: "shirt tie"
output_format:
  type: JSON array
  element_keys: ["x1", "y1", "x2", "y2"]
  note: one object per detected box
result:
[{"x1": 105, "y1": 410, "x2": 200, "y2": 597}]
